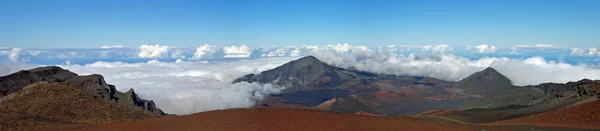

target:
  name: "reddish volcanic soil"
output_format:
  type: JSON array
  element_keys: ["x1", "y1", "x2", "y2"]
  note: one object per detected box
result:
[
  {"x1": 41, "y1": 108, "x2": 598, "y2": 131},
  {"x1": 46, "y1": 108, "x2": 485, "y2": 131},
  {"x1": 492, "y1": 100, "x2": 600, "y2": 129}
]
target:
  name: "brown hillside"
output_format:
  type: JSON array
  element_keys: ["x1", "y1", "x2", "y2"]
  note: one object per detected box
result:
[
  {"x1": 0, "y1": 82, "x2": 158, "y2": 131},
  {"x1": 49, "y1": 108, "x2": 482, "y2": 131},
  {"x1": 47, "y1": 108, "x2": 597, "y2": 131},
  {"x1": 493, "y1": 100, "x2": 600, "y2": 129}
]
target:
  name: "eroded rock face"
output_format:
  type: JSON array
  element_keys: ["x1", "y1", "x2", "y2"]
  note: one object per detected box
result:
[
  {"x1": 0, "y1": 66, "x2": 166, "y2": 116},
  {"x1": 120, "y1": 88, "x2": 166, "y2": 115}
]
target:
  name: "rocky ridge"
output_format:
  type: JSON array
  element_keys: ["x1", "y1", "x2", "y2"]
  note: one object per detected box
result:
[{"x1": 0, "y1": 66, "x2": 166, "y2": 116}]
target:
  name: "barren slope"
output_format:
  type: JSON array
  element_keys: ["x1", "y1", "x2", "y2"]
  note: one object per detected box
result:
[
  {"x1": 51, "y1": 108, "x2": 482, "y2": 131},
  {"x1": 45, "y1": 108, "x2": 598, "y2": 131},
  {"x1": 0, "y1": 82, "x2": 158, "y2": 131},
  {"x1": 493, "y1": 100, "x2": 600, "y2": 129}
]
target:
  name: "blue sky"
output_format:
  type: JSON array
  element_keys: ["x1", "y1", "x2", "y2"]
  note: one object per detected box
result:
[{"x1": 1, "y1": 0, "x2": 599, "y2": 48}]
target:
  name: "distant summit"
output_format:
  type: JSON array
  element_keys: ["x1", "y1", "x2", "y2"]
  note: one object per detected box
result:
[
  {"x1": 0, "y1": 66, "x2": 166, "y2": 116},
  {"x1": 456, "y1": 67, "x2": 513, "y2": 96},
  {"x1": 233, "y1": 56, "x2": 358, "y2": 89}
]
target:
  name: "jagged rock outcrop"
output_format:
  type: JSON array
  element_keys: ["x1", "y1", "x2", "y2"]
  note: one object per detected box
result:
[
  {"x1": 0, "y1": 66, "x2": 166, "y2": 116},
  {"x1": 118, "y1": 88, "x2": 166, "y2": 115},
  {"x1": 233, "y1": 56, "x2": 358, "y2": 89}
]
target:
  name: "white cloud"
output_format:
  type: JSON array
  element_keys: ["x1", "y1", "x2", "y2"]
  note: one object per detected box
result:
[
  {"x1": 570, "y1": 47, "x2": 600, "y2": 56},
  {"x1": 138, "y1": 44, "x2": 171, "y2": 58},
  {"x1": 26, "y1": 50, "x2": 41, "y2": 56},
  {"x1": 352, "y1": 45, "x2": 371, "y2": 52},
  {"x1": 422, "y1": 44, "x2": 453, "y2": 53},
  {"x1": 100, "y1": 45, "x2": 124, "y2": 49},
  {"x1": 510, "y1": 47, "x2": 519, "y2": 54},
  {"x1": 588, "y1": 47, "x2": 598, "y2": 56},
  {"x1": 192, "y1": 44, "x2": 219, "y2": 59},
  {"x1": 328, "y1": 43, "x2": 352, "y2": 53},
  {"x1": 570, "y1": 48, "x2": 586, "y2": 56},
  {"x1": 398, "y1": 45, "x2": 415, "y2": 52},
  {"x1": 515, "y1": 44, "x2": 558, "y2": 48},
  {"x1": 324, "y1": 43, "x2": 373, "y2": 53},
  {"x1": 223, "y1": 45, "x2": 253, "y2": 58},
  {"x1": 2, "y1": 48, "x2": 21, "y2": 61},
  {"x1": 170, "y1": 49, "x2": 185, "y2": 59},
  {"x1": 468, "y1": 44, "x2": 497, "y2": 53},
  {"x1": 534, "y1": 44, "x2": 557, "y2": 48},
  {"x1": 55, "y1": 52, "x2": 82, "y2": 59},
  {"x1": 265, "y1": 48, "x2": 288, "y2": 57},
  {"x1": 511, "y1": 44, "x2": 566, "y2": 54},
  {"x1": 289, "y1": 48, "x2": 301, "y2": 57},
  {"x1": 386, "y1": 45, "x2": 398, "y2": 52}
]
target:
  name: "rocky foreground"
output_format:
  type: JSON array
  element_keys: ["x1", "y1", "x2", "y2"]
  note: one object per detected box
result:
[{"x1": 0, "y1": 66, "x2": 166, "y2": 116}]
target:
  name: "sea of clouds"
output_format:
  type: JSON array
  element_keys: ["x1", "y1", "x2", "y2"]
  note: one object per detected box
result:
[
  {"x1": 55, "y1": 58, "x2": 295, "y2": 115},
  {"x1": 1, "y1": 43, "x2": 599, "y2": 115}
]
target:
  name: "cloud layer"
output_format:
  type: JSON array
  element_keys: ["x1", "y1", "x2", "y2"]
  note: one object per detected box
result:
[{"x1": 55, "y1": 57, "x2": 295, "y2": 115}]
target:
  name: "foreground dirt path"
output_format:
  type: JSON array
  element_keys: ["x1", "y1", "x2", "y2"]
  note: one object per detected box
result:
[{"x1": 42, "y1": 108, "x2": 597, "y2": 131}]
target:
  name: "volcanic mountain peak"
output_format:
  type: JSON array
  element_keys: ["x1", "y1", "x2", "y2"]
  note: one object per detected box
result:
[
  {"x1": 275, "y1": 55, "x2": 330, "y2": 72},
  {"x1": 233, "y1": 56, "x2": 357, "y2": 89},
  {"x1": 482, "y1": 67, "x2": 506, "y2": 77},
  {"x1": 456, "y1": 67, "x2": 513, "y2": 96},
  {"x1": 293, "y1": 55, "x2": 322, "y2": 64}
]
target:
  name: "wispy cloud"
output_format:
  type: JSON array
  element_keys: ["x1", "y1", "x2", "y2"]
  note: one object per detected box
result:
[{"x1": 100, "y1": 45, "x2": 124, "y2": 49}]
